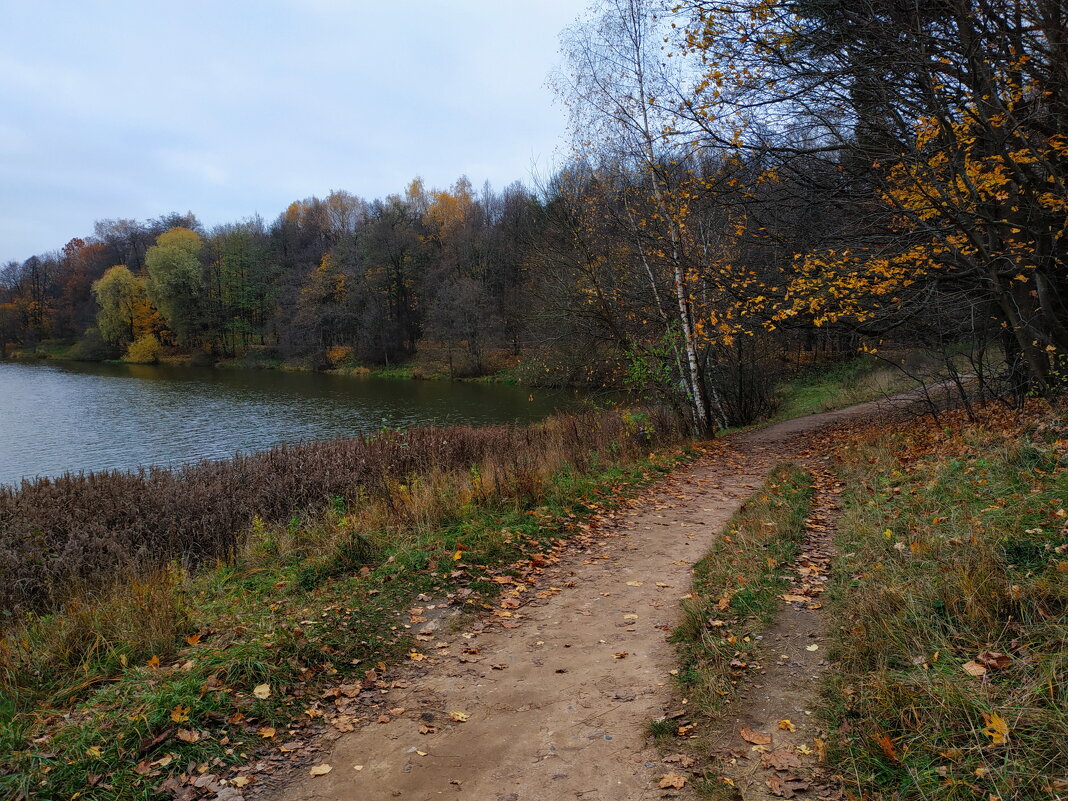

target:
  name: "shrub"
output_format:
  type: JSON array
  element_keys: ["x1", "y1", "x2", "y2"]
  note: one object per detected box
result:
[{"x1": 121, "y1": 333, "x2": 161, "y2": 364}]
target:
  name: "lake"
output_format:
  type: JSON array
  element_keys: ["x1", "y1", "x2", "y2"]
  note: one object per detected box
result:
[{"x1": 0, "y1": 361, "x2": 581, "y2": 486}]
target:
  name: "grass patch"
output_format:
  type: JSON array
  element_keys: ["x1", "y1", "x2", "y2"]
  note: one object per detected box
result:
[
  {"x1": 1, "y1": 416, "x2": 693, "y2": 800},
  {"x1": 823, "y1": 403, "x2": 1068, "y2": 800},
  {"x1": 671, "y1": 463, "x2": 814, "y2": 720},
  {"x1": 774, "y1": 356, "x2": 917, "y2": 421}
]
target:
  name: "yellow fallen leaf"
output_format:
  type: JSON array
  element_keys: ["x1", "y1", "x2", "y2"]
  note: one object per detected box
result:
[
  {"x1": 170, "y1": 705, "x2": 190, "y2": 723},
  {"x1": 982, "y1": 711, "x2": 1009, "y2": 746},
  {"x1": 626, "y1": 581, "x2": 644, "y2": 586},
  {"x1": 449, "y1": 710, "x2": 470, "y2": 722},
  {"x1": 962, "y1": 661, "x2": 987, "y2": 677},
  {"x1": 85, "y1": 746, "x2": 102, "y2": 759},
  {"x1": 146, "y1": 655, "x2": 161, "y2": 670},
  {"x1": 778, "y1": 719, "x2": 795, "y2": 731},
  {"x1": 353, "y1": 765, "x2": 364, "y2": 771},
  {"x1": 409, "y1": 651, "x2": 426, "y2": 661},
  {"x1": 806, "y1": 644, "x2": 819, "y2": 652},
  {"x1": 232, "y1": 777, "x2": 251, "y2": 788},
  {"x1": 258, "y1": 727, "x2": 276, "y2": 739},
  {"x1": 253, "y1": 683, "x2": 271, "y2": 699},
  {"x1": 310, "y1": 764, "x2": 332, "y2": 776}
]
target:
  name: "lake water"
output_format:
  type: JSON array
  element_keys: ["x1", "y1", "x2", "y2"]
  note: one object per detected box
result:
[{"x1": 0, "y1": 361, "x2": 581, "y2": 486}]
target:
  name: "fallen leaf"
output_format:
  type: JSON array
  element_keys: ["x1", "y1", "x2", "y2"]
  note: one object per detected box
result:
[
  {"x1": 977, "y1": 651, "x2": 1011, "y2": 669},
  {"x1": 740, "y1": 727, "x2": 772, "y2": 745},
  {"x1": 874, "y1": 733, "x2": 898, "y2": 762},
  {"x1": 449, "y1": 710, "x2": 470, "y2": 722},
  {"x1": 169, "y1": 705, "x2": 190, "y2": 723},
  {"x1": 85, "y1": 746, "x2": 102, "y2": 759},
  {"x1": 778, "y1": 719, "x2": 796, "y2": 732},
  {"x1": 626, "y1": 581, "x2": 644, "y2": 586},
  {"x1": 981, "y1": 711, "x2": 1009, "y2": 746},
  {"x1": 258, "y1": 727, "x2": 276, "y2": 739},
  {"x1": 762, "y1": 750, "x2": 802, "y2": 771},
  {"x1": 614, "y1": 651, "x2": 629, "y2": 659},
  {"x1": 767, "y1": 773, "x2": 810, "y2": 798},
  {"x1": 184, "y1": 633, "x2": 202, "y2": 646},
  {"x1": 176, "y1": 729, "x2": 200, "y2": 743},
  {"x1": 805, "y1": 644, "x2": 819, "y2": 652},
  {"x1": 353, "y1": 765, "x2": 364, "y2": 771},
  {"x1": 962, "y1": 661, "x2": 987, "y2": 677},
  {"x1": 662, "y1": 753, "x2": 696, "y2": 768},
  {"x1": 409, "y1": 652, "x2": 426, "y2": 662},
  {"x1": 309, "y1": 764, "x2": 332, "y2": 777},
  {"x1": 253, "y1": 683, "x2": 271, "y2": 699},
  {"x1": 659, "y1": 773, "x2": 687, "y2": 789},
  {"x1": 232, "y1": 777, "x2": 252, "y2": 788},
  {"x1": 146, "y1": 655, "x2": 161, "y2": 670}
]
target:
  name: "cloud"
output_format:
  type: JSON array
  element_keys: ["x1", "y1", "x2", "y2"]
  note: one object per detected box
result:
[{"x1": 0, "y1": 0, "x2": 580, "y2": 260}]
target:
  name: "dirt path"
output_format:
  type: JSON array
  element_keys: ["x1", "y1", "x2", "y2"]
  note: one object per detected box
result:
[{"x1": 266, "y1": 400, "x2": 891, "y2": 801}]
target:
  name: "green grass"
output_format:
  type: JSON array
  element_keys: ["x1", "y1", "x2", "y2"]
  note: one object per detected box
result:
[
  {"x1": 773, "y1": 356, "x2": 916, "y2": 421},
  {"x1": 670, "y1": 463, "x2": 814, "y2": 720},
  {"x1": 823, "y1": 404, "x2": 1068, "y2": 801},
  {"x1": 0, "y1": 447, "x2": 693, "y2": 801}
]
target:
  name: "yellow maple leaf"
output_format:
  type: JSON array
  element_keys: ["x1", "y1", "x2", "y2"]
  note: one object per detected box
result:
[
  {"x1": 169, "y1": 705, "x2": 190, "y2": 723},
  {"x1": 982, "y1": 711, "x2": 1009, "y2": 746}
]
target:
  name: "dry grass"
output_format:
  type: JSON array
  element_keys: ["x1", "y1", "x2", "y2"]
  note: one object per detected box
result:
[
  {"x1": 0, "y1": 408, "x2": 691, "y2": 801},
  {"x1": 824, "y1": 403, "x2": 1068, "y2": 800},
  {"x1": 0, "y1": 407, "x2": 682, "y2": 618}
]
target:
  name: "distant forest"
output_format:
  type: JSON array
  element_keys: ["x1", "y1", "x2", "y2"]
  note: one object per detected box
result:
[
  {"x1": 3, "y1": 0, "x2": 1064, "y2": 434},
  {"x1": 0, "y1": 179, "x2": 556, "y2": 375}
]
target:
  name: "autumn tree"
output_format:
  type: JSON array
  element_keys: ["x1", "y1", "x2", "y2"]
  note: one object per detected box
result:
[
  {"x1": 144, "y1": 227, "x2": 205, "y2": 346},
  {"x1": 675, "y1": 0, "x2": 1068, "y2": 398},
  {"x1": 92, "y1": 265, "x2": 155, "y2": 346}
]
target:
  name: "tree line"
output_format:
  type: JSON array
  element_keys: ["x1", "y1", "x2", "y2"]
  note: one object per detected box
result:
[
  {"x1": 4, "y1": 0, "x2": 1062, "y2": 433},
  {"x1": 0, "y1": 178, "x2": 544, "y2": 377}
]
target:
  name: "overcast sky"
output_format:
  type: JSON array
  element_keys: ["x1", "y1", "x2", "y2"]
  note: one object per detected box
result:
[{"x1": 0, "y1": 0, "x2": 585, "y2": 262}]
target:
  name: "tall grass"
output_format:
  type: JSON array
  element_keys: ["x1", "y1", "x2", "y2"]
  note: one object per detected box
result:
[
  {"x1": 824, "y1": 404, "x2": 1068, "y2": 800},
  {"x1": 0, "y1": 407, "x2": 682, "y2": 618}
]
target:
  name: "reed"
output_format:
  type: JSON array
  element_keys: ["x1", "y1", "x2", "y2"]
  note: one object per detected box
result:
[{"x1": 0, "y1": 407, "x2": 681, "y2": 618}]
